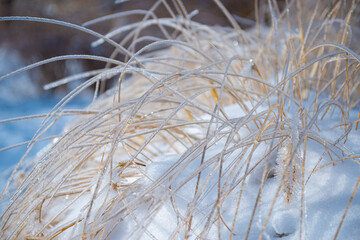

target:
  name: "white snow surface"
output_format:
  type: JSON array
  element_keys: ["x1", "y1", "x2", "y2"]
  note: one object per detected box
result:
[
  {"x1": 103, "y1": 104, "x2": 360, "y2": 239},
  {"x1": 0, "y1": 51, "x2": 359, "y2": 240},
  {"x1": 1, "y1": 96, "x2": 359, "y2": 239}
]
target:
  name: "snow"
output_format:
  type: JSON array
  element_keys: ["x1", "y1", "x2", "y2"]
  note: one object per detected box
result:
[
  {"x1": 1, "y1": 93, "x2": 359, "y2": 238},
  {"x1": 0, "y1": 48, "x2": 90, "y2": 190},
  {"x1": 107, "y1": 104, "x2": 360, "y2": 239},
  {"x1": 2, "y1": 99, "x2": 356, "y2": 239},
  {"x1": 0, "y1": 48, "x2": 38, "y2": 102},
  {"x1": 271, "y1": 209, "x2": 297, "y2": 238},
  {"x1": 1, "y1": 48, "x2": 359, "y2": 239}
]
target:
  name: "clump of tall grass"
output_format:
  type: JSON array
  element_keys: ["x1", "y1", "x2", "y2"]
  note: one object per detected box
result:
[{"x1": 0, "y1": 0, "x2": 359, "y2": 239}]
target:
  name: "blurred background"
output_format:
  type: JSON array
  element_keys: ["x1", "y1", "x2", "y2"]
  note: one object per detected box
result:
[
  {"x1": 0, "y1": 0, "x2": 290, "y2": 177},
  {"x1": 0, "y1": 0, "x2": 265, "y2": 95}
]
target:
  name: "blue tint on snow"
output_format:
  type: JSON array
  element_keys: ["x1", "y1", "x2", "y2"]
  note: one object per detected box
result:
[{"x1": 0, "y1": 95, "x2": 89, "y2": 173}]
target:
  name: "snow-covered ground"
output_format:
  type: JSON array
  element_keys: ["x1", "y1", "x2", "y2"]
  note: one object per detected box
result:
[
  {"x1": 0, "y1": 96, "x2": 88, "y2": 171},
  {"x1": 140, "y1": 105, "x2": 360, "y2": 239},
  {"x1": 1, "y1": 48, "x2": 359, "y2": 240},
  {"x1": 0, "y1": 48, "x2": 89, "y2": 181},
  {"x1": 1, "y1": 93, "x2": 359, "y2": 239}
]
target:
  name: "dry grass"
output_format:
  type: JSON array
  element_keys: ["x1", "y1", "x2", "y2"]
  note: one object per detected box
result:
[{"x1": 0, "y1": 0, "x2": 359, "y2": 239}]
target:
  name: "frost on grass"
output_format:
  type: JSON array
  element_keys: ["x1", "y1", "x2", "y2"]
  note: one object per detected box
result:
[{"x1": 0, "y1": 0, "x2": 360, "y2": 239}]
